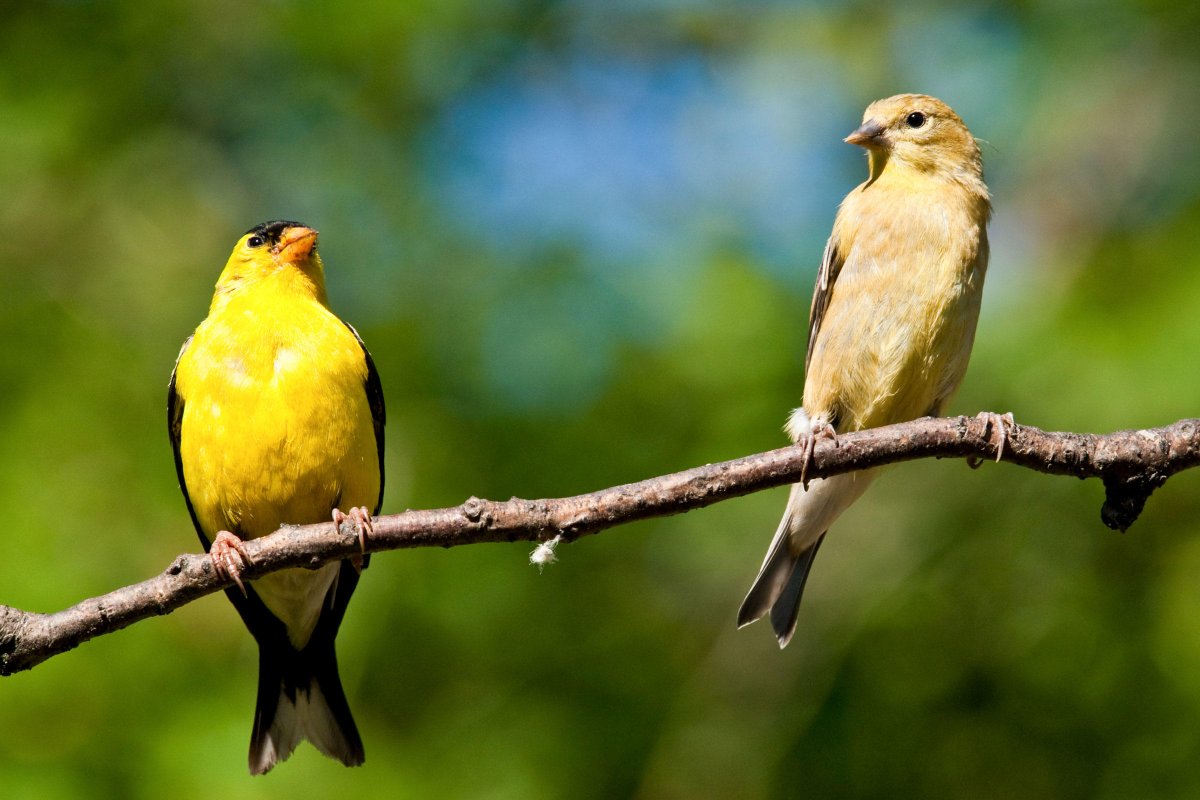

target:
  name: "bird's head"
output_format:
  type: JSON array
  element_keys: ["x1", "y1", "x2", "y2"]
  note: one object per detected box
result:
[
  {"x1": 213, "y1": 220, "x2": 328, "y2": 303},
  {"x1": 845, "y1": 94, "x2": 982, "y2": 185}
]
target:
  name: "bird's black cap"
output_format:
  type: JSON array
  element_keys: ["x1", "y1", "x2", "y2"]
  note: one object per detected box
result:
[{"x1": 245, "y1": 220, "x2": 308, "y2": 247}]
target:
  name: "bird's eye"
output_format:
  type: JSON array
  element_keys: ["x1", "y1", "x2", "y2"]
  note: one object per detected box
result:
[
  {"x1": 905, "y1": 112, "x2": 927, "y2": 128},
  {"x1": 247, "y1": 235, "x2": 265, "y2": 248}
]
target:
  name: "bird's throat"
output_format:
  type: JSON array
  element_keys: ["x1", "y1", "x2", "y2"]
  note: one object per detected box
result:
[{"x1": 865, "y1": 149, "x2": 890, "y2": 187}]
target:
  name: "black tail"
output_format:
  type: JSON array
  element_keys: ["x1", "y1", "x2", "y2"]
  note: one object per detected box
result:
[
  {"x1": 249, "y1": 632, "x2": 364, "y2": 775},
  {"x1": 221, "y1": 560, "x2": 366, "y2": 775}
]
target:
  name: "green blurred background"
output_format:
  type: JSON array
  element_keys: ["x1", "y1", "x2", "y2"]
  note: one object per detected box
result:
[{"x1": 3, "y1": 1, "x2": 1200, "y2": 797}]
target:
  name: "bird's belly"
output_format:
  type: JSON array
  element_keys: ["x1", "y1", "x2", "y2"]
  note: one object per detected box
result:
[
  {"x1": 804, "y1": 270, "x2": 980, "y2": 430},
  {"x1": 183, "y1": 380, "x2": 371, "y2": 535},
  {"x1": 255, "y1": 563, "x2": 341, "y2": 649}
]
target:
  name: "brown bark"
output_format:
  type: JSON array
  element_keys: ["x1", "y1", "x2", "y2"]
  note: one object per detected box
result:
[{"x1": 2, "y1": 414, "x2": 1196, "y2": 675}]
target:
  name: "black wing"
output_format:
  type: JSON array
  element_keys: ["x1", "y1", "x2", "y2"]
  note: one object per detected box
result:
[{"x1": 805, "y1": 237, "x2": 844, "y2": 373}]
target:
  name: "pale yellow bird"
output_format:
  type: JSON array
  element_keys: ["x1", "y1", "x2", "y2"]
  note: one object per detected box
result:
[{"x1": 737, "y1": 94, "x2": 992, "y2": 647}]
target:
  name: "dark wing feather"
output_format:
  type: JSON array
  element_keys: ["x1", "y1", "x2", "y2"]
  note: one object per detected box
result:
[{"x1": 805, "y1": 237, "x2": 844, "y2": 372}]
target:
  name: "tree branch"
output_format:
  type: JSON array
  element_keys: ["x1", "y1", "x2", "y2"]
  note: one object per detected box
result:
[{"x1": 3, "y1": 414, "x2": 1197, "y2": 675}]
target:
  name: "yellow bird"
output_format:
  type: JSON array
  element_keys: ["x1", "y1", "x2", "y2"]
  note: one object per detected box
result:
[
  {"x1": 738, "y1": 94, "x2": 991, "y2": 647},
  {"x1": 168, "y1": 221, "x2": 385, "y2": 773}
]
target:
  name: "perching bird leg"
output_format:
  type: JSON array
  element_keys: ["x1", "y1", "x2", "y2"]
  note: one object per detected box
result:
[
  {"x1": 333, "y1": 506, "x2": 374, "y2": 572},
  {"x1": 968, "y1": 411, "x2": 1015, "y2": 468},
  {"x1": 210, "y1": 530, "x2": 251, "y2": 596},
  {"x1": 787, "y1": 408, "x2": 839, "y2": 489}
]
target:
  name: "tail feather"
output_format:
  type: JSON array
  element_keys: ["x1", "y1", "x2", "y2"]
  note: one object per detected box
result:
[
  {"x1": 737, "y1": 516, "x2": 802, "y2": 629},
  {"x1": 768, "y1": 535, "x2": 824, "y2": 648},
  {"x1": 737, "y1": 523, "x2": 826, "y2": 647},
  {"x1": 738, "y1": 472, "x2": 874, "y2": 647},
  {"x1": 249, "y1": 637, "x2": 363, "y2": 775}
]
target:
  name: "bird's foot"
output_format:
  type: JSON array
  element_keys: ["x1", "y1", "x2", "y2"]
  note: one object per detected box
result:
[
  {"x1": 333, "y1": 506, "x2": 373, "y2": 573},
  {"x1": 210, "y1": 530, "x2": 251, "y2": 596},
  {"x1": 787, "y1": 408, "x2": 838, "y2": 489},
  {"x1": 968, "y1": 411, "x2": 1015, "y2": 468}
]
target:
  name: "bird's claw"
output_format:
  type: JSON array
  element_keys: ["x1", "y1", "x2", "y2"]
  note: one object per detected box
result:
[
  {"x1": 972, "y1": 411, "x2": 1015, "y2": 466},
  {"x1": 210, "y1": 530, "x2": 251, "y2": 596},
  {"x1": 799, "y1": 419, "x2": 838, "y2": 490},
  {"x1": 333, "y1": 506, "x2": 374, "y2": 573}
]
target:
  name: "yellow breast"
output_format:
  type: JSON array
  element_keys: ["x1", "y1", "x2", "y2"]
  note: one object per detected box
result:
[{"x1": 174, "y1": 274, "x2": 379, "y2": 645}]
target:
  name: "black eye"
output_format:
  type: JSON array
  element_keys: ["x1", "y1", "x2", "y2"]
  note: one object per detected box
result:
[
  {"x1": 247, "y1": 235, "x2": 265, "y2": 248},
  {"x1": 905, "y1": 111, "x2": 927, "y2": 128}
]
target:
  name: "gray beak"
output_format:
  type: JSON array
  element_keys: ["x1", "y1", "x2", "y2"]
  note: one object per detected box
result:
[{"x1": 844, "y1": 118, "x2": 886, "y2": 147}]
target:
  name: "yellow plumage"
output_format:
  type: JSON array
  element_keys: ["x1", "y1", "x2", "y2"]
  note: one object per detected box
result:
[
  {"x1": 739, "y1": 94, "x2": 991, "y2": 647},
  {"x1": 169, "y1": 221, "x2": 384, "y2": 773},
  {"x1": 805, "y1": 166, "x2": 988, "y2": 430}
]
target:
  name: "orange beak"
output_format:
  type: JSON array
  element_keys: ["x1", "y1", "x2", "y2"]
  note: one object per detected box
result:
[{"x1": 274, "y1": 226, "x2": 318, "y2": 262}]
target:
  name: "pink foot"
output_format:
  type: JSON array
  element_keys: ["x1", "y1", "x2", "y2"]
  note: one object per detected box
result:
[
  {"x1": 210, "y1": 530, "x2": 251, "y2": 596},
  {"x1": 333, "y1": 507, "x2": 374, "y2": 572}
]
